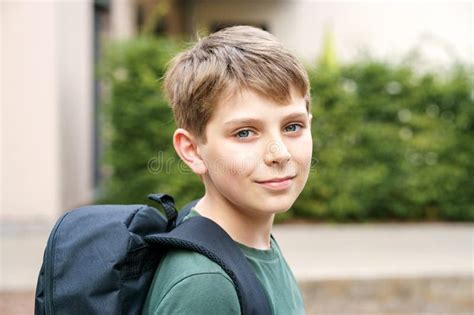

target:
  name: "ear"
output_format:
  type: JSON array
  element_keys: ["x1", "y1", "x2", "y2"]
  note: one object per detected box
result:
[{"x1": 173, "y1": 128, "x2": 207, "y2": 175}]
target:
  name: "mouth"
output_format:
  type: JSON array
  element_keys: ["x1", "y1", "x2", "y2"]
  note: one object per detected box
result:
[
  {"x1": 256, "y1": 175, "x2": 296, "y2": 184},
  {"x1": 255, "y1": 175, "x2": 296, "y2": 191}
]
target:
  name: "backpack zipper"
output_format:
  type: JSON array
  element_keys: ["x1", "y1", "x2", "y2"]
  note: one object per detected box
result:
[{"x1": 44, "y1": 213, "x2": 69, "y2": 315}]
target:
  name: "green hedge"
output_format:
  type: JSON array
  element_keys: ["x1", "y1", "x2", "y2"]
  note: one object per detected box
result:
[
  {"x1": 98, "y1": 37, "x2": 204, "y2": 206},
  {"x1": 98, "y1": 36, "x2": 474, "y2": 222}
]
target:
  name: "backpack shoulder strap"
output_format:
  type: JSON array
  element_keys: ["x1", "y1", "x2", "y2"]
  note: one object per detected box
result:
[{"x1": 144, "y1": 216, "x2": 272, "y2": 315}]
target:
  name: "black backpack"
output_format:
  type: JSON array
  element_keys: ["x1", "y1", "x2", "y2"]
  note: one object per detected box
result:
[{"x1": 34, "y1": 193, "x2": 272, "y2": 315}]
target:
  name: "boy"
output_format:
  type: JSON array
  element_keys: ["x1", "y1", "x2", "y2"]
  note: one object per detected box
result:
[{"x1": 142, "y1": 25, "x2": 312, "y2": 314}]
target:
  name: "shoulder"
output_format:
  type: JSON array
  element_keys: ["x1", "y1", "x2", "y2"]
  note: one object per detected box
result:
[
  {"x1": 162, "y1": 248, "x2": 232, "y2": 278},
  {"x1": 142, "y1": 249, "x2": 240, "y2": 315}
]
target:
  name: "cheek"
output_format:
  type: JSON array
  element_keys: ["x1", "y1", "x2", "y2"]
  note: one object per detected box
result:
[
  {"x1": 291, "y1": 135, "x2": 313, "y2": 174},
  {"x1": 206, "y1": 145, "x2": 258, "y2": 179}
]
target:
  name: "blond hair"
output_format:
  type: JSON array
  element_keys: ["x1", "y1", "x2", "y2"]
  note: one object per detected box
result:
[{"x1": 163, "y1": 25, "x2": 311, "y2": 142}]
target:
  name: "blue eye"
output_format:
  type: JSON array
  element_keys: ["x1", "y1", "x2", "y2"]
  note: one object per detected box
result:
[
  {"x1": 285, "y1": 123, "x2": 302, "y2": 132},
  {"x1": 235, "y1": 129, "x2": 253, "y2": 138}
]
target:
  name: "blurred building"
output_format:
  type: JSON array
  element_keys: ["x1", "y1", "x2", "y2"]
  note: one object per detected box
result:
[{"x1": 1, "y1": 0, "x2": 471, "y2": 225}]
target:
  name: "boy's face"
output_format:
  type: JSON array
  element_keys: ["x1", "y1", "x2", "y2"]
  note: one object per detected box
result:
[{"x1": 195, "y1": 86, "x2": 313, "y2": 218}]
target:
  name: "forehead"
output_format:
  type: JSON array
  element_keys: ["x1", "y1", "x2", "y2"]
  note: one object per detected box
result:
[{"x1": 209, "y1": 86, "x2": 307, "y2": 125}]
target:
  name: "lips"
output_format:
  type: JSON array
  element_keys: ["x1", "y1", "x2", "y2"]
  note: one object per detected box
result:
[{"x1": 255, "y1": 175, "x2": 295, "y2": 184}]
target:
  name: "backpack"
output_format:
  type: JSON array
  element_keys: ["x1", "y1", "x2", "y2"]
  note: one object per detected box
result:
[{"x1": 34, "y1": 193, "x2": 272, "y2": 315}]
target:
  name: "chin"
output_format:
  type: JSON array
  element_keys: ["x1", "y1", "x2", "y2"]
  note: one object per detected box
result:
[
  {"x1": 260, "y1": 196, "x2": 296, "y2": 215},
  {"x1": 270, "y1": 206, "x2": 292, "y2": 215}
]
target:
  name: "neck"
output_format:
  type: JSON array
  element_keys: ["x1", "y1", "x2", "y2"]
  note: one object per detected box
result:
[{"x1": 194, "y1": 192, "x2": 274, "y2": 250}]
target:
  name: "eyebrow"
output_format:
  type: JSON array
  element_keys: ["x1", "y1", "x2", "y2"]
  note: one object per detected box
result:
[{"x1": 223, "y1": 111, "x2": 309, "y2": 127}]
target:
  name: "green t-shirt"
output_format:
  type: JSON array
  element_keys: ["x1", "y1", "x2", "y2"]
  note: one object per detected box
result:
[{"x1": 141, "y1": 209, "x2": 305, "y2": 315}]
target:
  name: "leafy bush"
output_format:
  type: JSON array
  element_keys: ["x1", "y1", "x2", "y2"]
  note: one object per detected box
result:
[
  {"x1": 292, "y1": 61, "x2": 474, "y2": 222},
  {"x1": 98, "y1": 36, "x2": 474, "y2": 221},
  {"x1": 98, "y1": 36, "x2": 204, "y2": 208}
]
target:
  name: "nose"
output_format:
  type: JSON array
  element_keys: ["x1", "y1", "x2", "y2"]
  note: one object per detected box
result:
[{"x1": 264, "y1": 139, "x2": 291, "y2": 166}]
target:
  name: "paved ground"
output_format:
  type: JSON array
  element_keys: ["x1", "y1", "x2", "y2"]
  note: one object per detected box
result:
[
  {"x1": 1, "y1": 221, "x2": 473, "y2": 314},
  {"x1": 299, "y1": 276, "x2": 473, "y2": 314},
  {"x1": 272, "y1": 223, "x2": 473, "y2": 281}
]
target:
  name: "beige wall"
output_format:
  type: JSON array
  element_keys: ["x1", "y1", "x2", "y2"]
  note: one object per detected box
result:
[
  {"x1": 57, "y1": 1, "x2": 94, "y2": 214},
  {"x1": 111, "y1": 0, "x2": 136, "y2": 39},
  {"x1": 1, "y1": 1, "x2": 94, "y2": 223},
  {"x1": 192, "y1": 0, "x2": 472, "y2": 66}
]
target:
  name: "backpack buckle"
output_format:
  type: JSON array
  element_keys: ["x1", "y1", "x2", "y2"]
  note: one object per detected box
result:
[{"x1": 147, "y1": 193, "x2": 178, "y2": 231}]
